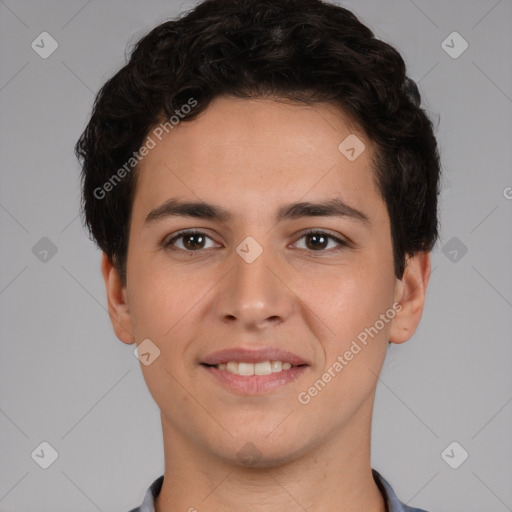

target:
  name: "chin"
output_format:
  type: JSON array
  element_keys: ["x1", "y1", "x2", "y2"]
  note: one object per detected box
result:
[{"x1": 212, "y1": 434, "x2": 312, "y2": 470}]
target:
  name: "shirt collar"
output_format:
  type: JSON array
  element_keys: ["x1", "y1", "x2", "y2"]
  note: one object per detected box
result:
[
  {"x1": 131, "y1": 469, "x2": 428, "y2": 512},
  {"x1": 372, "y1": 469, "x2": 429, "y2": 512}
]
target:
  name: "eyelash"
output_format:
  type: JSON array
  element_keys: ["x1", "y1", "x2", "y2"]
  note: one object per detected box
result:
[{"x1": 163, "y1": 228, "x2": 349, "y2": 255}]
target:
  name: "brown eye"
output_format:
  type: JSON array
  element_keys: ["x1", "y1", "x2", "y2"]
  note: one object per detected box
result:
[
  {"x1": 164, "y1": 230, "x2": 217, "y2": 251},
  {"x1": 295, "y1": 230, "x2": 348, "y2": 253}
]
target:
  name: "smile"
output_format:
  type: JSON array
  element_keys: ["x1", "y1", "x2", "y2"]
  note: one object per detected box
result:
[
  {"x1": 202, "y1": 364, "x2": 310, "y2": 395},
  {"x1": 200, "y1": 346, "x2": 310, "y2": 394},
  {"x1": 214, "y1": 360, "x2": 295, "y2": 375}
]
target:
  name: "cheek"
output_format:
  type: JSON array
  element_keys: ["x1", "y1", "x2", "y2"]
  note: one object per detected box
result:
[
  {"x1": 296, "y1": 268, "x2": 392, "y2": 424},
  {"x1": 127, "y1": 266, "x2": 193, "y2": 341},
  {"x1": 128, "y1": 269, "x2": 197, "y2": 401},
  {"x1": 300, "y1": 261, "x2": 395, "y2": 345}
]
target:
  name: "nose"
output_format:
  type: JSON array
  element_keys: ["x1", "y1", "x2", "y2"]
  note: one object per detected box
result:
[{"x1": 213, "y1": 240, "x2": 294, "y2": 331}]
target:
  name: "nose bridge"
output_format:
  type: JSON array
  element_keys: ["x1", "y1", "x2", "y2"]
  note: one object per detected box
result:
[{"x1": 215, "y1": 236, "x2": 293, "y2": 328}]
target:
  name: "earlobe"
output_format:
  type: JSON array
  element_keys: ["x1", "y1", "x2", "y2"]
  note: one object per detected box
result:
[
  {"x1": 101, "y1": 252, "x2": 136, "y2": 344},
  {"x1": 389, "y1": 251, "x2": 431, "y2": 345}
]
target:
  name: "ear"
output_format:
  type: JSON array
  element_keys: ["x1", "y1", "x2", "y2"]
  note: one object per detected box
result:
[
  {"x1": 389, "y1": 251, "x2": 431, "y2": 345},
  {"x1": 101, "y1": 252, "x2": 136, "y2": 344}
]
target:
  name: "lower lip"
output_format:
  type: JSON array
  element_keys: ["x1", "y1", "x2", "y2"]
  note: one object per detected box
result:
[{"x1": 202, "y1": 365, "x2": 308, "y2": 394}]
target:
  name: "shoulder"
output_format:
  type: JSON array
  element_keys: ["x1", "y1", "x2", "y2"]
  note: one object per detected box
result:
[
  {"x1": 126, "y1": 475, "x2": 164, "y2": 512},
  {"x1": 372, "y1": 469, "x2": 430, "y2": 512}
]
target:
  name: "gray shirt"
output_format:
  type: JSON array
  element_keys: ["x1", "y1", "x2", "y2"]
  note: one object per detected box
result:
[{"x1": 128, "y1": 469, "x2": 429, "y2": 512}]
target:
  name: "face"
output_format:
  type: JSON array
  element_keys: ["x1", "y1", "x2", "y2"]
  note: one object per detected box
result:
[{"x1": 103, "y1": 95, "x2": 430, "y2": 466}]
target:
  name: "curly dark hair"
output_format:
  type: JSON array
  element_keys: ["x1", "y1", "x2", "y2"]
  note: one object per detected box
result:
[{"x1": 75, "y1": 0, "x2": 441, "y2": 285}]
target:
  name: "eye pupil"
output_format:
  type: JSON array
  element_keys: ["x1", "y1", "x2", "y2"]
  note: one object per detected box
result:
[
  {"x1": 306, "y1": 233, "x2": 328, "y2": 250},
  {"x1": 184, "y1": 233, "x2": 205, "y2": 250}
]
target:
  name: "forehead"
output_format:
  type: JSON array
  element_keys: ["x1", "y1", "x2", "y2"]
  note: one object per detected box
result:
[{"x1": 132, "y1": 96, "x2": 385, "y2": 227}]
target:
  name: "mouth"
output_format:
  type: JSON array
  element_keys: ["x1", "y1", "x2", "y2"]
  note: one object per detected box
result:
[{"x1": 200, "y1": 347, "x2": 310, "y2": 394}]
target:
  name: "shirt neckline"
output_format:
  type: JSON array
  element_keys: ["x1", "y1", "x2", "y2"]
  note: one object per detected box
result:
[{"x1": 134, "y1": 468, "x2": 426, "y2": 512}]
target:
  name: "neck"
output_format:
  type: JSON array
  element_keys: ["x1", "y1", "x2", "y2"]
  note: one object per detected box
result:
[{"x1": 154, "y1": 396, "x2": 386, "y2": 512}]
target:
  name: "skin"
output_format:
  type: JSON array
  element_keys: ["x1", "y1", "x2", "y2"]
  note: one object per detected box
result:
[{"x1": 102, "y1": 95, "x2": 431, "y2": 512}]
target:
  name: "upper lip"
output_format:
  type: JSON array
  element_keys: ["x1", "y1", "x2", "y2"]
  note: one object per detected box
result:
[{"x1": 202, "y1": 347, "x2": 309, "y2": 366}]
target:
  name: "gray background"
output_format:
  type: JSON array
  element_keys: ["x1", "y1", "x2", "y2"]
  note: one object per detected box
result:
[{"x1": 1, "y1": 0, "x2": 511, "y2": 511}]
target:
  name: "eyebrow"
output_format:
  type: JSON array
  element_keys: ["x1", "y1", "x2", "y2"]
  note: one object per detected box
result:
[{"x1": 144, "y1": 197, "x2": 371, "y2": 226}]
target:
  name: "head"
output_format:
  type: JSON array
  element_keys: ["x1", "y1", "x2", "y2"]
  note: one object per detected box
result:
[{"x1": 76, "y1": 0, "x2": 440, "y2": 466}]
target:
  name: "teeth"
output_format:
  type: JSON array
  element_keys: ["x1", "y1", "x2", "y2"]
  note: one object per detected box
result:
[
  {"x1": 271, "y1": 361, "x2": 282, "y2": 372},
  {"x1": 255, "y1": 361, "x2": 272, "y2": 375},
  {"x1": 238, "y1": 362, "x2": 254, "y2": 376},
  {"x1": 226, "y1": 361, "x2": 238, "y2": 374},
  {"x1": 216, "y1": 361, "x2": 295, "y2": 375}
]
